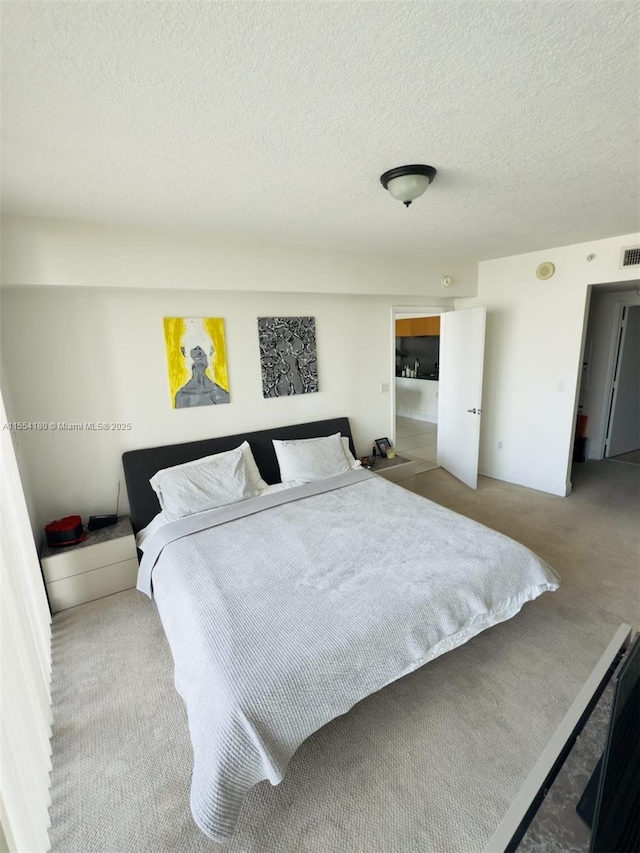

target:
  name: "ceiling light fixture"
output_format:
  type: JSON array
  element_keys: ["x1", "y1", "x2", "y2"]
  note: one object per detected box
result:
[{"x1": 380, "y1": 164, "x2": 437, "y2": 207}]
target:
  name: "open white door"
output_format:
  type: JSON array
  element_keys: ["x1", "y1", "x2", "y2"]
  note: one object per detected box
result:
[
  {"x1": 437, "y1": 306, "x2": 486, "y2": 488},
  {"x1": 605, "y1": 305, "x2": 640, "y2": 457}
]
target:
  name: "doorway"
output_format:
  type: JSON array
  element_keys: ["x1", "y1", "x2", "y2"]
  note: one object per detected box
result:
[
  {"x1": 392, "y1": 310, "x2": 442, "y2": 474},
  {"x1": 605, "y1": 303, "x2": 640, "y2": 462},
  {"x1": 391, "y1": 305, "x2": 487, "y2": 489},
  {"x1": 572, "y1": 281, "x2": 640, "y2": 477}
]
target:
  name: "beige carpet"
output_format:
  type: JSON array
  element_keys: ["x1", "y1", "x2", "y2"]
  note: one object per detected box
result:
[
  {"x1": 609, "y1": 447, "x2": 640, "y2": 465},
  {"x1": 48, "y1": 461, "x2": 639, "y2": 853}
]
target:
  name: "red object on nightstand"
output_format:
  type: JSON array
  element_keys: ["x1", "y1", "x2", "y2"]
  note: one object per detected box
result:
[{"x1": 44, "y1": 515, "x2": 84, "y2": 548}]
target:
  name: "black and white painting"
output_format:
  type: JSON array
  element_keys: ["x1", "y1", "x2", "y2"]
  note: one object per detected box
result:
[{"x1": 257, "y1": 316, "x2": 319, "y2": 398}]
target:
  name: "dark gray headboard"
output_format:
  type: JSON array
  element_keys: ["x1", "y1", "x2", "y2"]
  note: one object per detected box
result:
[{"x1": 122, "y1": 417, "x2": 355, "y2": 532}]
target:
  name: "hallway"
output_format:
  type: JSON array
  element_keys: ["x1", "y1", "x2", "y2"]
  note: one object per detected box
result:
[{"x1": 395, "y1": 416, "x2": 439, "y2": 474}]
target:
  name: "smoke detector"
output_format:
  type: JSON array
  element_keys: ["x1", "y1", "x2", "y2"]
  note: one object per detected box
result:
[{"x1": 536, "y1": 262, "x2": 555, "y2": 280}]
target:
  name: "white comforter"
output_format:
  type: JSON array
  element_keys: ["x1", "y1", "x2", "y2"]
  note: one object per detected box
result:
[{"x1": 138, "y1": 470, "x2": 559, "y2": 842}]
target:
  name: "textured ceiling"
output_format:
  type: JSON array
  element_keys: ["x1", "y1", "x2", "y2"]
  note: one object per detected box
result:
[{"x1": 2, "y1": 1, "x2": 638, "y2": 263}]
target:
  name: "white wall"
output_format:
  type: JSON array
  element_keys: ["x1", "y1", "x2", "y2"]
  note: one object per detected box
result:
[
  {"x1": 582, "y1": 287, "x2": 640, "y2": 458},
  {"x1": 1, "y1": 287, "x2": 453, "y2": 532},
  {"x1": 1, "y1": 215, "x2": 477, "y2": 298},
  {"x1": 4, "y1": 216, "x2": 638, "y2": 518},
  {"x1": 0, "y1": 216, "x2": 462, "y2": 534},
  {"x1": 455, "y1": 233, "x2": 640, "y2": 496},
  {"x1": 395, "y1": 311, "x2": 443, "y2": 319}
]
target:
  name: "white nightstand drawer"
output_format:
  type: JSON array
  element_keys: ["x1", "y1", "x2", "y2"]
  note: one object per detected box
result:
[
  {"x1": 41, "y1": 532, "x2": 136, "y2": 583},
  {"x1": 46, "y1": 557, "x2": 139, "y2": 612}
]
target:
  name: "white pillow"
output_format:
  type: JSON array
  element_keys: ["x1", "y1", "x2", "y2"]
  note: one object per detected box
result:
[
  {"x1": 273, "y1": 433, "x2": 352, "y2": 483},
  {"x1": 151, "y1": 441, "x2": 266, "y2": 494},
  {"x1": 150, "y1": 445, "x2": 259, "y2": 521}
]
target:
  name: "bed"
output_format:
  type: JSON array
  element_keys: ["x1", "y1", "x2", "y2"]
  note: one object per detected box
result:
[{"x1": 122, "y1": 417, "x2": 559, "y2": 843}]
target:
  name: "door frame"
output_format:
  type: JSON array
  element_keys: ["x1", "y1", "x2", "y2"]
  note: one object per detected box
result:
[
  {"x1": 604, "y1": 302, "x2": 630, "y2": 457},
  {"x1": 576, "y1": 287, "x2": 640, "y2": 462},
  {"x1": 390, "y1": 305, "x2": 452, "y2": 448},
  {"x1": 604, "y1": 303, "x2": 640, "y2": 457}
]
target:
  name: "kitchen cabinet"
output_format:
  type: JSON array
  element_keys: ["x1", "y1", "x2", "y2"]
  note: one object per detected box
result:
[
  {"x1": 396, "y1": 316, "x2": 440, "y2": 337},
  {"x1": 395, "y1": 377, "x2": 439, "y2": 422}
]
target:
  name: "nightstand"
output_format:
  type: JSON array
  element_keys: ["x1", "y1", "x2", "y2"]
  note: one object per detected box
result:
[
  {"x1": 41, "y1": 516, "x2": 138, "y2": 612},
  {"x1": 372, "y1": 454, "x2": 417, "y2": 491}
]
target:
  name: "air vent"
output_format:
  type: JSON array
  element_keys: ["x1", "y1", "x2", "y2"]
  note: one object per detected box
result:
[{"x1": 621, "y1": 246, "x2": 640, "y2": 267}]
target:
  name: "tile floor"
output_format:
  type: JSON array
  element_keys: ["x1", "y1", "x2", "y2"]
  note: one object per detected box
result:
[{"x1": 394, "y1": 416, "x2": 439, "y2": 474}]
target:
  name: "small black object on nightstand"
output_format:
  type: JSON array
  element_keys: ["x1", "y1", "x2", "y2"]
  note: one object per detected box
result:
[{"x1": 87, "y1": 514, "x2": 119, "y2": 531}]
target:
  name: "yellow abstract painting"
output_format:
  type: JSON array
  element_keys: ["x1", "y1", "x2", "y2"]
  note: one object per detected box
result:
[{"x1": 163, "y1": 317, "x2": 230, "y2": 409}]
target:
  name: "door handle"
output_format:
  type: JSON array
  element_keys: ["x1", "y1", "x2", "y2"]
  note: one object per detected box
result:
[{"x1": 467, "y1": 408, "x2": 477, "y2": 414}]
